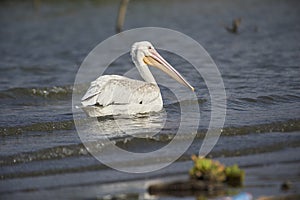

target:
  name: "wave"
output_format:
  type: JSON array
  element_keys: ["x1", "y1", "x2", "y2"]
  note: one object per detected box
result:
[
  {"x1": 0, "y1": 120, "x2": 75, "y2": 136},
  {"x1": 219, "y1": 119, "x2": 300, "y2": 136},
  {"x1": 0, "y1": 118, "x2": 299, "y2": 181},
  {"x1": 1, "y1": 102, "x2": 300, "y2": 136},
  {"x1": 0, "y1": 86, "x2": 73, "y2": 100},
  {"x1": 0, "y1": 84, "x2": 90, "y2": 101},
  {"x1": 236, "y1": 94, "x2": 300, "y2": 104},
  {"x1": 1, "y1": 85, "x2": 298, "y2": 106},
  {"x1": 0, "y1": 143, "x2": 88, "y2": 167},
  {"x1": 0, "y1": 118, "x2": 299, "y2": 160},
  {"x1": 1, "y1": 83, "x2": 299, "y2": 104}
]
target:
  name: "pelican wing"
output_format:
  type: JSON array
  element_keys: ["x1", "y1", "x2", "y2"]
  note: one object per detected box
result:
[
  {"x1": 81, "y1": 75, "x2": 160, "y2": 107},
  {"x1": 81, "y1": 75, "x2": 124, "y2": 106}
]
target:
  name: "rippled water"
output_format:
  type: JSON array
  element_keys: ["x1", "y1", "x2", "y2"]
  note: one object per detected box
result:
[{"x1": 0, "y1": 0, "x2": 300, "y2": 199}]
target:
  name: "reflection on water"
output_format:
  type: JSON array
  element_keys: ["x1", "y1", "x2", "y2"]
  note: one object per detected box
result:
[{"x1": 78, "y1": 111, "x2": 168, "y2": 140}]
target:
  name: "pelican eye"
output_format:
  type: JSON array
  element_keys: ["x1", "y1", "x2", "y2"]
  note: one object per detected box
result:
[{"x1": 148, "y1": 46, "x2": 152, "y2": 50}]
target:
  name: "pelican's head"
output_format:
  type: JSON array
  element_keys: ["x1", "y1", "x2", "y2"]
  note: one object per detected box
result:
[{"x1": 131, "y1": 41, "x2": 194, "y2": 91}]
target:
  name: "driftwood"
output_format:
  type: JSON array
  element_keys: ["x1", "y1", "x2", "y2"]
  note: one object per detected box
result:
[{"x1": 148, "y1": 180, "x2": 225, "y2": 197}]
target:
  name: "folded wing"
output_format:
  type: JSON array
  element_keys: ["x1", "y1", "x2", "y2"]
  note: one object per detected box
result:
[{"x1": 81, "y1": 75, "x2": 161, "y2": 108}]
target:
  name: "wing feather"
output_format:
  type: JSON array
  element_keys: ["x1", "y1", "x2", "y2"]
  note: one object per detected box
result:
[{"x1": 81, "y1": 75, "x2": 160, "y2": 107}]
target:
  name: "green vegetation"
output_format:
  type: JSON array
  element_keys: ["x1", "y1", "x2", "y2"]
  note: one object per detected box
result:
[
  {"x1": 225, "y1": 164, "x2": 245, "y2": 187},
  {"x1": 189, "y1": 155, "x2": 245, "y2": 187}
]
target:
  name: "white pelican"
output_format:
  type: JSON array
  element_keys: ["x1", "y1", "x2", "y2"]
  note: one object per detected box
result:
[{"x1": 81, "y1": 41, "x2": 194, "y2": 117}]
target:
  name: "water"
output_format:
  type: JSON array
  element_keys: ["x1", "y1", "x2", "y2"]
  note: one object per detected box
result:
[{"x1": 0, "y1": 0, "x2": 300, "y2": 199}]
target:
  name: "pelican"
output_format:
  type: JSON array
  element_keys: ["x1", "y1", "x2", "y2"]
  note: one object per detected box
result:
[{"x1": 81, "y1": 41, "x2": 194, "y2": 117}]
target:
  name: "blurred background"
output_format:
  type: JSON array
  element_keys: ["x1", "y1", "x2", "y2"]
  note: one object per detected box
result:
[{"x1": 0, "y1": 0, "x2": 299, "y2": 199}]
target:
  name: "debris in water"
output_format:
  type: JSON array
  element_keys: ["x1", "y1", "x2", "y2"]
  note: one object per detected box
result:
[
  {"x1": 281, "y1": 180, "x2": 292, "y2": 191},
  {"x1": 190, "y1": 155, "x2": 245, "y2": 186},
  {"x1": 148, "y1": 155, "x2": 245, "y2": 197},
  {"x1": 225, "y1": 18, "x2": 242, "y2": 34}
]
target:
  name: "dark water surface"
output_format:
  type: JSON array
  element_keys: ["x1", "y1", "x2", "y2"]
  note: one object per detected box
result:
[{"x1": 0, "y1": 0, "x2": 300, "y2": 199}]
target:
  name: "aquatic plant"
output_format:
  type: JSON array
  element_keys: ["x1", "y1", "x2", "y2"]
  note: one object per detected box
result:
[
  {"x1": 225, "y1": 164, "x2": 245, "y2": 187},
  {"x1": 189, "y1": 155, "x2": 226, "y2": 182},
  {"x1": 189, "y1": 155, "x2": 244, "y2": 186}
]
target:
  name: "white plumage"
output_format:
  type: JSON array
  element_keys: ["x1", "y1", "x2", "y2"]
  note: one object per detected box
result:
[
  {"x1": 81, "y1": 75, "x2": 162, "y2": 117},
  {"x1": 81, "y1": 41, "x2": 193, "y2": 117}
]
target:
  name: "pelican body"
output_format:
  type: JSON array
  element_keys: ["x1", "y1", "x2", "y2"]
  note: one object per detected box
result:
[{"x1": 81, "y1": 41, "x2": 194, "y2": 117}]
